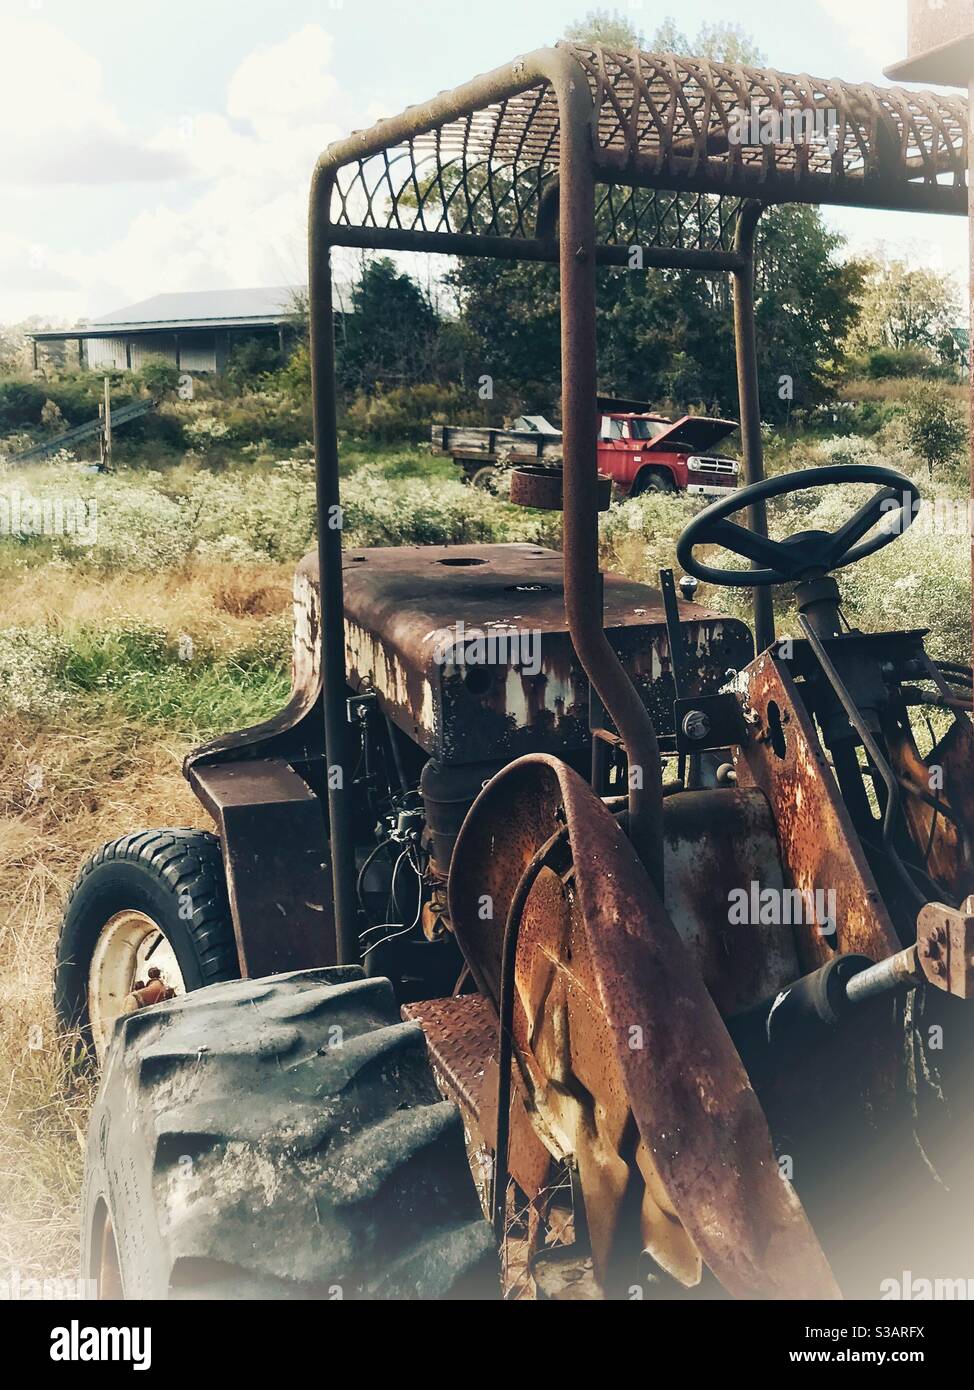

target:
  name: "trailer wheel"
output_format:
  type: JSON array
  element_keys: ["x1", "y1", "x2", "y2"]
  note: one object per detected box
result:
[
  {"x1": 55, "y1": 829, "x2": 239, "y2": 1062},
  {"x1": 469, "y1": 465, "x2": 499, "y2": 492},
  {"x1": 82, "y1": 968, "x2": 498, "y2": 1300}
]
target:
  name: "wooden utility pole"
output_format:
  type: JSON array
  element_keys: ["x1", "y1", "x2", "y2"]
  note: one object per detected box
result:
[{"x1": 99, "y1": 375, "x2": 113, "y2": 471}]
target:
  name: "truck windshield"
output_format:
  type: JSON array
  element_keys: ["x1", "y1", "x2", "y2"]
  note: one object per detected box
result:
[{"x1": 630, "y1": 419, "x2": 669, "y2": 440}]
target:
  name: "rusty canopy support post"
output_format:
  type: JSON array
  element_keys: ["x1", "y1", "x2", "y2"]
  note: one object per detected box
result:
[
  {"x1": 556, "y1": 56, "x2": 665, "y2": 893},
  {"x1": 309, "y1": 167, "x2": 359, "y2": 965},
  {"x1": 886, "y1": 5, "x2": 974, "y2": 674},
  {"x1": 733, "y1": 201, "x2": 775, "y2": 652}
]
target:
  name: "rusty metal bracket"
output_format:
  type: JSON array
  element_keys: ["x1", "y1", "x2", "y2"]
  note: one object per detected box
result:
[
  {"x1": 916, "y1": 898, "x2": 974, "y2": 998},
  {"x1": 674, "y1": 692, "x2": 746, "y2": 754}
]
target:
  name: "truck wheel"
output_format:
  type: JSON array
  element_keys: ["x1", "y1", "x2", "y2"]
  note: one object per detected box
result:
[
  {"x1": 55, "y1": 829, "x2": 239, "y2": 1062},
  {"x1": 633, "y1": 469, "x2": 676, "y2": 496},
  {"x1": 82, "y1": 968, "x2": 498, "y2": 1299}
]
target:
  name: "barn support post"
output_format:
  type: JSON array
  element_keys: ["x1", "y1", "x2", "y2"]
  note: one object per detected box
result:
[{"x1": 733, "y1": 200, "x2": 775, "y2": 652}]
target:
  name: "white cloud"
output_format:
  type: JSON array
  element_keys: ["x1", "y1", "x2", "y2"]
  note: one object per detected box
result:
[
  {"x1": 227, "y1": 24, "x2": 343, "y2": 141},
  {"x1": 0, "y1": 16, "x2": 188, "y2": 185},
  {"x1": 816, "y1": 0, "x2": 905, "y2": 72},
  {"x1": 1, "y1": 21, "x2": 361, "y2": 322}
]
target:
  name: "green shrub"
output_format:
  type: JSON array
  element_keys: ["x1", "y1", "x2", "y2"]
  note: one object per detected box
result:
[
  {"x1": 861, "y1": 346, "x2": 940, "y2": 380},
  {"x1": 343, "y1": 383, "x2": 486, "y2": 442},
  {"x1": 0, "y1": 379, "x2": 46, "y2": 430},
  {"x1": 138, "y1": 358, "x2": 181, "y2": 397}
]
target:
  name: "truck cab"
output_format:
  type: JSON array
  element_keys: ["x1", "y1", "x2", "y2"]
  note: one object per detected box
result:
[{"x1": 595, "y1": 396, "x2": 740, "y2": 498}]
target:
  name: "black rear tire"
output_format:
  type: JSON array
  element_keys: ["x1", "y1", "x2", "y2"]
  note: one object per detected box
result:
[
  {"x1": 55, "y1": 829, "x2": 239, "y2": 1054},
  {"x1": 82, "y1": 967, "x2": 497, "y2": 1299}
]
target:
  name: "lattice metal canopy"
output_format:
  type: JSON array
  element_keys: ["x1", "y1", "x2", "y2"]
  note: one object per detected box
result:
[{"x1": 320, "y1": 43, "x2": 967, "y2": 259}]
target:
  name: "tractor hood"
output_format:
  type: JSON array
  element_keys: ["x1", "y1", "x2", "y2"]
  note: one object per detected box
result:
[{"x1": 644, "y1": 415, "x2": 738, "y2": 453}]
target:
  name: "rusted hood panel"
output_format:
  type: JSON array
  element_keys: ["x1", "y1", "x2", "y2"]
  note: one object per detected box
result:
[{"x1": 301, "y1": 545, "x2": 752, "y2": 765}]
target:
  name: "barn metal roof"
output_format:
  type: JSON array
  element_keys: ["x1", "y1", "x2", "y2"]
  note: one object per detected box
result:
[
  {"x1": 28, "y1": 283, "x2": 350, "y2": 341},
  {"x1": 91, "y1": 286, "x2": 300, "y2": 326},
  {"x1": 321, "y1": 43, "x2": 967, "y2": 261}
]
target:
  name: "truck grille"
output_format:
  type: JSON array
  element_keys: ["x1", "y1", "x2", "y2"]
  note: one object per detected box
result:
[{"x1": 687, "y1": 455, "x2": 738, "y2": 475}]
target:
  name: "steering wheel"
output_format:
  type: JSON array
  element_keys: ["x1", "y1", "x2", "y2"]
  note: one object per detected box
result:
[{"x1": 676, "y1": 465, "x2": 920, "y2": 588}]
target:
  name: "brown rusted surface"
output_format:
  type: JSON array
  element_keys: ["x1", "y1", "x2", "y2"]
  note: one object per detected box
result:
[
  {"x1": 662, "y1": 788, "x2": 801, "y2": 1017},
  {"x1": 120, "y1": 968, "x2": 175, "y2": 1014},
  {"x1": 309, "y1": 35, "x2": 969, "y2": 960},
  {"x1": 188, "y1": 758, "x2": 334, "y2": 978},
  {"x1": 402, "y1": 993, "x2": 551, "y2": 1205},
  {"x1": 732, "y1": 650, "x2": 900, "y2": 970},
  {"x1": 886, "y1": 709, "x2": 974, "y2": 902},
  {"x1": 509, "y1": 463, "x2": 611, "y2": 512},
  {"x1": 448, "y1": 754, "x2": 840, "y2": 1299},
  {"x1": 916, "y1": 898, "x2": 974, "y2": 998},
  {"x1": 338, "y1": 542, "x2": 752, "y2": 766}
]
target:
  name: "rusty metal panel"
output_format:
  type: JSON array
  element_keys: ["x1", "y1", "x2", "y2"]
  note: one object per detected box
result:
[
  {"x1": 732, "y1": 651, "x2": 900, "y2": 969},
  {"x1": 662, "y1": 788, "x2": 801, "y2": 1016},
  {"x1": 338, "y1": 542, "x2": 752, "y2": 765},
  {"x1": 189, "y1": 758, "x2": 334, "y2": 978},
  {"x1": 448, "y1": 754, "x2": 839, "y2": 1299},
  {"x1": 402, "y1": 993, "x2": 551, "y2": 1204}
]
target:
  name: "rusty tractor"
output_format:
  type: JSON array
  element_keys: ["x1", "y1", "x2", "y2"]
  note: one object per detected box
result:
[{"x1": 56, "y1": 16, "x2": 974, "y2": 1300}]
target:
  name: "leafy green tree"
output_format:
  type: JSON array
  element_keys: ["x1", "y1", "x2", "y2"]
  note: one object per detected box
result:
[
  {"x1": 902, "y1": 382, "x2": 967, "y2": 478},
  {"x1": 337, "y1": 256, "x2": 440, "y2": 394},
  {"x1": 845, "y1": 252, "x2": 960, "y2": 364},
  {"x1": 564, "y1": 9, "x2": 643, "y2": 47},
  {"x1": 752, "y1": 206, "x2": 864, "y2": 413}
]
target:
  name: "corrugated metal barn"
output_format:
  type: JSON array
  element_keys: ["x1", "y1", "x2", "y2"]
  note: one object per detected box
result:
[{"x1": 28, "y1": 285, "x2": 349, "y2": 373}]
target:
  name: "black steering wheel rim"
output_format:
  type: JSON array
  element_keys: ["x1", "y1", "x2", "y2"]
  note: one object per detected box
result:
[{"x1": 675, "y1": 464, "x2": 920, "y2": 588}]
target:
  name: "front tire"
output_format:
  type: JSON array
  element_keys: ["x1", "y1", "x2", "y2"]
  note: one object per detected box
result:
[
  {"x1": 633, "y1": 469, "x2": 676, "y2": 496},
  {"x1": 55, "y1": 829, "x2": 239, "y2": 1061},
  {"x1": 82, "y1": 967, "x2": 498, "y2": 1299}
]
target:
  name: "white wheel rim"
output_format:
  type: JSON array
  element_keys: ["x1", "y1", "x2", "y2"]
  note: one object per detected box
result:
[{"x1": 88, "y1": 910, "x2": 184, "y2": 1064}]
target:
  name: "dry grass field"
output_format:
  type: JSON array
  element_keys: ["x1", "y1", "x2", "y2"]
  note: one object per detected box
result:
[{"x1": 0, "y1": 558, "x2": 293, "y2": 1283}]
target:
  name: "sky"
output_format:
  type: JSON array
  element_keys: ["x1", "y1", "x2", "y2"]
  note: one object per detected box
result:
[{"x1": 0, "y1": 0, "x2": 967, "y2": 326}]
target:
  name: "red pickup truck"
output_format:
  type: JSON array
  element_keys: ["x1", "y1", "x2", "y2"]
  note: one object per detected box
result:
[
  {"x1": 595, "y1": 396, "x2": 740, "y2": 498},
  {"x1": 432, "y1": 397, "x2": 741, "y2": 499}
]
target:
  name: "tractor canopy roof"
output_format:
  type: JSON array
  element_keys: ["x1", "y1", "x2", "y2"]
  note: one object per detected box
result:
[{"x1": 316, "y1": 42, "x2": 967, "y2": 264}]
